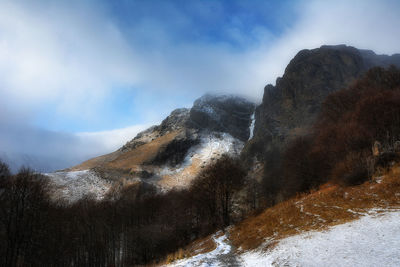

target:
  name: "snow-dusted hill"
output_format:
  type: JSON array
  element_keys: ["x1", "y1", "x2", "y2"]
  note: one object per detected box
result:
[
  {"x1": 44, "y1": 170, "x2": 112, "y2": 202},
  {"x1": 44, "y1": 94, "x2": 254, "y2": 202}
]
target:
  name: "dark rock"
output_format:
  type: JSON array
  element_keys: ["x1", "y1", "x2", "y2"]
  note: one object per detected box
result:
[
  {"x1": 146, "y1": 130, "x2": 200, "y2": 167},
  {"x1": 135, "y1": 170, "x2": 154, "y2": 179},
  {"x1": 187, "y1": 94, "x2": 255, "y2": 141},
  {"x1": 375, "y1": 152, "x2": 400, "y2": 169},
  {"x1": 243, "y1": 45, "x2": 400, "y2": 163},
  {"x1": 158, "y1": 108, "x2": 190, "y2": 135}
]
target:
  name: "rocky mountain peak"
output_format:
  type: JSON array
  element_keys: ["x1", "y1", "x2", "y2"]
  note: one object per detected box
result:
[
  {"x1": 159, "y1": 108, "x2": 190, "y2": 135},
  {"x1": 244, "y1": 44, "x2": 400, "y2": 163},
  {"x1": 188, "y1": 94, "x2": 255, "y2": 141}
]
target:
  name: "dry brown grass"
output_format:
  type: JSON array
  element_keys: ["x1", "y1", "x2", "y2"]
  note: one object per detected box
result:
[
  {"x1": 107, "y1": 131, "x2": 180, "y2": 170},
  {"x1": 158, "y1": 158, "x2": 203, "y2": 189},
  {"x1": 70, "y1": 131, "x2": 180, "y2": 171},
  {"x1": 69, "y1": 151, "x2": 121, "y2": 171},
  {"x1": 154, "y1": 234, "x2": 216, "y2": 266},
  {"x1": 230, "y1": 165, "x2": 400, "y2": 252}
]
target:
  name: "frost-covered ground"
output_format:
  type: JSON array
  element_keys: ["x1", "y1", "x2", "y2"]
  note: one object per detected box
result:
[
  {"x1": 186, "y1": 132, "x2": 244, "y2": 166},
  {"x1": 156, "y1": 132, "x2": 244, "y2": 189},
  {"x1": 168, "y1": 232, "x2": 240, "y2": 267},
  {"x1": 242, "y1": 210, "x2": 400, "y2": 267},
  {"x1": 43, "y1": 131, "x2": 244, "y2": 201},
  {"x1": 44, "y1": 170, "x2": 111, "y2": 202},
  {"x1": 167, "y1": 210, "x2": 400, "y2": 267}
]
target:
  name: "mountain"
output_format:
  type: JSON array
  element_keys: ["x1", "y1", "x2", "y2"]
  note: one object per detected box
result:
[
  {"x1": 45, "y1": 94, "x2": 255, "y2": 201},
  {"x1": 45, "y1": 45, "x2": 400, "y2": 202},
  {"x1": 243, "y1": 45, "x2": 400, "y2": 171}
]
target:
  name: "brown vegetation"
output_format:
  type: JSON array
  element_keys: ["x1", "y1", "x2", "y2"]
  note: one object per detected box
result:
[
  {"x1": 71, "y1": 130, "x2": 180, "y2": 171},
  {"x1": 230, "y1": 165, "x2": 400, "y2": 251},
  {"x1": 261, "y1": 66, "x2": 400, "y2": 204}
]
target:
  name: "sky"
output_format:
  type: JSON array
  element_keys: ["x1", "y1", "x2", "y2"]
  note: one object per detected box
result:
[{"x1": 0, "y1": 0, "x2": 400, "y2": 172}]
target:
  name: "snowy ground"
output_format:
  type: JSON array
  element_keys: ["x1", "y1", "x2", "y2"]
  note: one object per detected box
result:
[
  {"x1": 168, "y1": 232, "x2": 241, "y2": 267},
  {"x1": 43, "y1": 131, "x2": 244, "y2": 201},
  {"x1": 242, "y1": 209, "x2": 400, "y2": 267},
  {"x1": 167, "y1": 210, "x2": 400, "y2": 267},
  {"x1": 156, "y1": 132, "x2": 244, "y2": 189},
  {"x1": 44, "y1": 170, "x2": 111, "y2": 202}
]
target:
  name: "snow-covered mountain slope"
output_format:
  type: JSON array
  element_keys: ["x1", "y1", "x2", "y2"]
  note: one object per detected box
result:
[
  {"x1": 44, "y1": 94, "x2": 254, "y2": 201},
  {"x1": 154, "y1": 132, "x2": 244, "y2": 190}
]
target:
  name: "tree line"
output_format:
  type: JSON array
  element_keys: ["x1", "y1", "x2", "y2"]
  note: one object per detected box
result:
[{"x1": 0, "y1": 155, "x2": 250, "y2": 266}]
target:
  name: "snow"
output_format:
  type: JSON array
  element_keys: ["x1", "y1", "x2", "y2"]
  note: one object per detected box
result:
[
  {"x1": 168, "y1": 232, "x2": 233, "y2": 267},
  {"x1": 44, "y1": 170, "x2": 111, "y2": 202},
  {"x1": 241, "y1": 210, "x2": 400, "y2": 267},
  {"x1": 192, "y1": 132, "x2": 244, "y2": 163},
  {"x1": 166, "y1": 210, "x2": 400, "y2": 266},
  {"x1": 248, "y1": 112, "x2": 255, "y2": 140},
  {"x1": 156, "y1": 132, "x2": 244, "y2": 189}
]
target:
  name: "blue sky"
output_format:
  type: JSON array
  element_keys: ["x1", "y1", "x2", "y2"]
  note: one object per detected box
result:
[{"x1": 0, "y1": 0, "x2": 400, "y2": 171}]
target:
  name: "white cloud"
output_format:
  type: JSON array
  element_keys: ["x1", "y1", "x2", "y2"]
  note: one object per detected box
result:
[
  {"x1": 77, "y1": 123, "x2": 153, "y2": 152},
  {"x1": 0, "y1": 0, "x2": 139, "y2": 119},
  {"x1": 1, "y1": 0, "x2": 399, "y2": 115},
  {"x1": 0, "y1": 122, "x2": 149, "y2": 172}
]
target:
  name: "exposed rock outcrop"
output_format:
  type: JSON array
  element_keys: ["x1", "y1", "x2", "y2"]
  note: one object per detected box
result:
[
  {"x1": 188, "y1": 94, "x2": 255, "y2": 141},
  {"x1": 243, "y1": 45, "x2": 400, "y2": 164}
]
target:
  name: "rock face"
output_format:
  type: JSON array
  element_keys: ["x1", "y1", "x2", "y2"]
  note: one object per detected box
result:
[
  {"x1": 243, "y1": 45, "x2": 400, "y2": 163},
  {"x1": 188, "y1": 94, "x2": 255, "y2": 141}
]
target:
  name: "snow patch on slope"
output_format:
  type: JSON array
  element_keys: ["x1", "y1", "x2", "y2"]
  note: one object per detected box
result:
[
  {"x1": 156, "y1": 132, "x2": 244, "y2": 189},
  {"x1": 168, "y1": 232, "x2": 232, "y2": 267},
  {"x1": 190, "y1": 132, "x2": 244, "y2": 164},
  {"x1": 241, "y1": 210, "x2": 400, "y2": 267},
  {"x1": 44, "y1": 170, "x2": 111, "y2": 202}
]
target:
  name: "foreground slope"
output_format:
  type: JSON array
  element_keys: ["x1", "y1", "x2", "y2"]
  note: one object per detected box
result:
[
  {"x1": 167, "y1": 211, "x2": 400, "y2": 267},
  {"x1": 165, "y1": 166, "x2": 400, "y2": 266},
  {"x1": 241, "y1": 210, "x2": 400, "y2": 267}
]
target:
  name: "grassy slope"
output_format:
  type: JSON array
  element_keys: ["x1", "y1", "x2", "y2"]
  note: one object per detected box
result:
[
  {"x1": 230, "y1": 165, "x2": 400, "y2": 251},
  {"x1": 70, "y1": 131, "x2": 181, "y2": 171},
  {"x1": 161, "y1": 164, "x2": 400, "y2": 266}
]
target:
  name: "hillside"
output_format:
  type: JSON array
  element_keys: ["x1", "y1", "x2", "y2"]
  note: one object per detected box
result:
[
  {"x1": 163, "y1": 60, "x2": 400, "y2": 266},
  {"x1": 164, "y1": 165, "x2": 400, "y2": 266},
  {"x1": 45, "y1": 94, "x2": 254, "y2": 201}
]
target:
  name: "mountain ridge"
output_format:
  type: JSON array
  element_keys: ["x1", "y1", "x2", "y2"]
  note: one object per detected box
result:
[{"x1": 46, "y1": 94, "x2": 255, "y2": 200}]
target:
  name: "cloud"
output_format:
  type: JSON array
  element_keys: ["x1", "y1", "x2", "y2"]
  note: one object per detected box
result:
[
  {"x1": 77, "y1": 124, "x2": 153, "y2": 153},
  {"x1": 0, "y1": 0, "x2": 140, "y2": 120},
  {"x1": 1, "y1": 0, "x2": 399, "y2": 115},
  {"x1": 0, "y1": 121, "x2": 149, "y2": 173}
]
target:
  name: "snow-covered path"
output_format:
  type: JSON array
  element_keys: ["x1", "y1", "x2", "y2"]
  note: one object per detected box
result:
[
  {"x1": 241, "y1": 210, "x2": 400, "y2": 267},
  {"x1": 167, "y1": 231, "x2": 240, "y2": 267}
]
